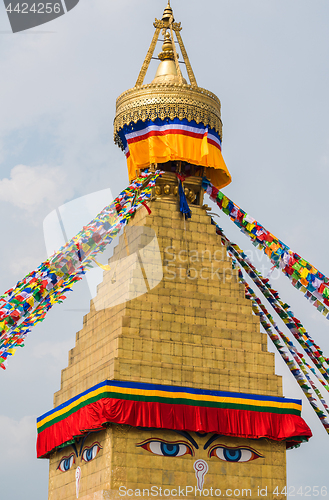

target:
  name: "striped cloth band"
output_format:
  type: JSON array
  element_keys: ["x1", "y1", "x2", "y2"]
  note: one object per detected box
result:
[{"x1": 36, "y1": 380, "x2": 311, "y2": 457}]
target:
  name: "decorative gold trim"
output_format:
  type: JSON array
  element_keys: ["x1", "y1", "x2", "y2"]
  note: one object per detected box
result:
[
  {"x1": 153, "y1": 19, "x2": 181, "y2": 31},
  {"x1": 158, "y1": 50, "x2": 175, "y2": 61},
  {"x1": 152, "y1": 172, "x2": 204, "y2": 206},
  {"x1": 114, "y1": 5, "x2": 223, "y2": 152},
  {"x1": 174, "y1": 28, "x2": 197, "y2": 88},
  {"x1": 172, "y1": 22, "x2": 182, "y2": 32},
  {"x1": 135, "y1": 27, "x2": 161, "y2": 88},
  {"x1": 168, "y1": 16, "x2": 183, "y2": 85},
  {"x1": 154, "y1": 19, "x2": 166, "y2": 29},
  {"x1": 114, "y1": 83, "x2": 222, "y2": 148}
]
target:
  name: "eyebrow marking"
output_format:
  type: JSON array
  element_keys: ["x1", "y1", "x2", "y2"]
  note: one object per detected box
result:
[
  {"x1": 70, "y1": 443, "x2": 78, "y2": 457},
  {"x1": 204, "y1": 434, "x2": 220, "y2": 450},
  {"x1": 135, "y1": 428, "x2": 199, "y2": 449},
  {"x1": 79, "y1": 433, "x2": 91, "y2": 456},
  {"x1": 173, "y1": 430, "x2": 199, "y2": 449}
]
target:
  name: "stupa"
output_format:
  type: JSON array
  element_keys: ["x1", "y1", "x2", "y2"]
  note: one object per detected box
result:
[{"x1": 37, "y1": 3, "x2": 311, "y2": 499}]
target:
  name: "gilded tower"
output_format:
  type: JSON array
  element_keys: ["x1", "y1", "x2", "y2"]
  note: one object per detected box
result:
[{"x1": 38, "y1": 4, "x2": 311, "y2": 499}]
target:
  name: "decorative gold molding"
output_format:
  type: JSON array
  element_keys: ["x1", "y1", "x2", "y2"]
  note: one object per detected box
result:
[
  {"x1": 169, "y1": 22, "x2": 184, "y2": 85},
  {"x1": 174, "y1": 28, "x2": 197, "y2": 88},
  {"x1": 115, "y1": 5, "x2": 223, "y2": 152},
  {"x1": 172, "y1": 22, "x2": 182, "y2": 31},
  {"x1": 153, "y1": 18, "x2": 166, "y2": 29},
  {"x1": 114, "y1": 83, "x2": 222, "y2": 148},
  {"x1": 153, "y1": 18, "x2": 181, "y2": 31},
  {"x1": 135, "y1": 27, "x2": 161, "y2": 88},
  {"x1": 152, "y1": 172, "x2": 203, "y2": 205}
]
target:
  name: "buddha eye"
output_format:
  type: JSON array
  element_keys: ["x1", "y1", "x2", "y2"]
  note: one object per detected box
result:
[
  {"x1": 82, "y1": 443, "x2": 102, "y2": 463},
  {"x1": 209, "y1": 446, "x2": 263, "y2": 463},
  {"x1": 137, "y1": 439, "x2": 193, "y2": 457},
  {"x1": 57, "y1": 454, "x2": 75, "y2": 472}
]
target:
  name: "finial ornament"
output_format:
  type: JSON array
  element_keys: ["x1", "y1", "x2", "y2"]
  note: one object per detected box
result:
[
  {"x1": 114, "y1": 2, "x2": 228, "y2": 188},
  {"x1": 158, "y1": 32, "x2": 176, "y2": 61},
  {"x1": 115, "y1": 2, "x2": 222, "y2": 144},
  {"x1": 135, "y1": 2, "x2": 197, "y2": 88},
  {"x1": 162, "y1": 1, "x2": 174, "y2": 24}
]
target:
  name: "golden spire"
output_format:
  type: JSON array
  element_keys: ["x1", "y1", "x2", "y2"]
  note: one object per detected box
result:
[
  {"x1": 162, "y1": 1, "x2": 174, "y2": 24},
  {"x1": 158, "y1": 32, "x2": 175, "y2": 61},
  {"x1": 134, "y1": 2, "x2": 186, "y2": 87},
  {"x1": 153, "y1": 31, "x2": 183, "y2": 84},
  {"x1": 114, "y1": 3, "x2": 223, "y2": 148}
]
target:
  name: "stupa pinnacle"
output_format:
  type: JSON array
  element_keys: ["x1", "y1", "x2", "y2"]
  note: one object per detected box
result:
[{"x1": 114, "y1": 2, "x2": 232, "y2": 190}]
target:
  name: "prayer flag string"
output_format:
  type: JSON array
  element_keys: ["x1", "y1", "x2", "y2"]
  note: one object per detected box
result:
[
  {"x1": 0, "y1": 171, "x2": 162, "y2": 370},
  {"x1": 214, "y1": 224, "x2": 329, "y2": 390},
  {"x1": 203, "y1": 178, "x2": 329, "y2": 318},
  {"x1": 214, "y1": 222, "x2": 329, "y2": 434},
  {"x1": 244, "y1": 282, "x2": 329, "y2": 434}
]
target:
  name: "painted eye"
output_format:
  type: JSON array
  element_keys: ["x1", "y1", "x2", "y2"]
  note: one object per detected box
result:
[
  {"x1": 58, "y1": 454, "x2": 75, "y2": 472},
  {"x1": 82, "y1": 443, "x2": 102, "y2": 462},
  {"x1": 209, "y1": 446, "x2": 263, "y2": 462},
  {"x1": 138, "y1": 439, "x2": 193, "y2": 457}
]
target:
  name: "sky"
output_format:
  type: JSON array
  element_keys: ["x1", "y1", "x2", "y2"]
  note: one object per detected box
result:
[{"x1": 0, "y1": 0, "x2": 329, "y2": 498}]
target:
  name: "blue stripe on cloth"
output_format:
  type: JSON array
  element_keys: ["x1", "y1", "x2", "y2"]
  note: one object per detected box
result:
[
  {"x1": 37, "y1": 379, "x2": 302, "y2": 422},
  {"x1": 118, "y1": 118, "x2": 222, "y2": 151}
]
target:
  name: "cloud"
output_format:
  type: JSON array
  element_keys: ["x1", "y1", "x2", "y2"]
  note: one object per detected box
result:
[
  {"x1": 0, "y1": 1, "x2": 131, "y2": 200},
  {"x1": 0, "y1": 164, "x2": 72, "y2": 213},
  {"x1": 0, "y1": 415, "x2": 36, "y2": 465}
]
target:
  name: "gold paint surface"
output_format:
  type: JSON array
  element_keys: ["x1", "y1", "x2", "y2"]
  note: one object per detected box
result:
[
  {"x1": 115, "y1": 3, "x2": 221, "y2": 151},
  {"x1": 114, "y1": 83, "x2": 222, "y2": 150},
  {"x1": 49, "y1": 426, "x2": 286, "y2": 500},
  {"x1": 48, "y1": 198, "x2": 286, "y2": 499}
]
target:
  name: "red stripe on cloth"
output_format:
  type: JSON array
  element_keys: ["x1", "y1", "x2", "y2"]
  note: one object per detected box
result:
[
  {"x1": 207, "y1": 137, "x2": 222, "y2": 151},
  {"x1": 37, "y1": 398, "x2": 312, "y2": 458},
  {"x1": 126, "y1": 129, "x2": 222, "y2": 152},
  {"x1": 127, "y1": 129, "x2": 206, "y2": 145}
]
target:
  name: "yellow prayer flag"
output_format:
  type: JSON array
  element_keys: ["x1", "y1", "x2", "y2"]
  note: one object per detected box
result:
[{"x1": 300, "y1": 268, "x2": 309, "y2": 279}]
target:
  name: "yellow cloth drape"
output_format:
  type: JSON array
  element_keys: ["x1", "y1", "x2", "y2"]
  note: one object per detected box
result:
[{"x1": 126, "y1": 133, "x2": 232, "y2": 190}]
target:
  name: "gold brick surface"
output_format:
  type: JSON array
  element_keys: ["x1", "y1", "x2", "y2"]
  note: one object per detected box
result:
[
  {"x1": 49, "y1": 198, "x2": 286, "y2": 499},
  {"x1": 48, "y1": 426, "x2": 286, "y2": 499}
]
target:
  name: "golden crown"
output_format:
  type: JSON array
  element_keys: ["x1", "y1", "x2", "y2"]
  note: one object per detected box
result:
[{"x1": 113, "y1": 2, "x2": 223, "y2": 151}]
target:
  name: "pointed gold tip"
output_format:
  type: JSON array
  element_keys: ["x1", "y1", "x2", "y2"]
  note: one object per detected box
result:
[{"x1": 162, "y1": 1, "x2": 174, "y2": 23}]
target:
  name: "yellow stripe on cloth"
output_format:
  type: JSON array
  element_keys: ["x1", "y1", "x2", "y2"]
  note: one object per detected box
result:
[
  {"x1": 127, "y1": 133, "x2": 231, "y2": 190},
  {"x1": 37, "y1": 384, "x2": 301, "y2": 430}
]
